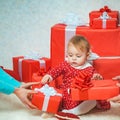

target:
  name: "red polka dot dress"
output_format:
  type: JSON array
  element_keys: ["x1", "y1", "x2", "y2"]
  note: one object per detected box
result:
[{"x1": 47, "y1": 61, "x2": 96, "y2": 110}]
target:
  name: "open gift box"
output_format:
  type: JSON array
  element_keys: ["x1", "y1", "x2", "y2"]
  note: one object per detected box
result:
[
  {"x1": 71, "y1": 79, "x2": 120, "y2": 100},
  {"x1": 31, "y1": 84, "x2": 62, "y2": 113}
]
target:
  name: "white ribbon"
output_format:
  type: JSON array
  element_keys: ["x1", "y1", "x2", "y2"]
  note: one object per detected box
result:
[
  {"x1": 18, "y1": 58, "x2": 24, "y2": 81},
  {"x1": 100, "y1": 12, "x2": 111, "y2": 28},
  {"x1": 35, "y1": 84, "x2": 62, "y2": 111},
  {"x1": 60, "y1": 13, "x2": 81, "y2": 26},
  {"x1": 18, "y1": 55, "x2": 46, "y2": 81},
  {"x1": 38, "y1": 59, "x2": 46, "y2": 70},
  {"x1": 98, "y1": 56, "x2": 120, "y2": 59},
  {"x1": 24, "y1": 51, "x2": 41, "y2": 60},
  {"x1": 102, "y1": 19, "x2": 106, "y2": 28},
  {"x1": 65, "y1": 25, "x2": 77, "y2": 59}
]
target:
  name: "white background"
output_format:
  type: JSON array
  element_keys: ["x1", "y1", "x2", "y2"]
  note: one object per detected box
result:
[{"x1": 0, "y1": 0, "x2": 120, "y2": 69}]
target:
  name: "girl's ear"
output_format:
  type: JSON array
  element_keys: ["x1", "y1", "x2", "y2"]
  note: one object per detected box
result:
[{"x1": 87, "y1": 52, "x2": 90, "y2": 58}]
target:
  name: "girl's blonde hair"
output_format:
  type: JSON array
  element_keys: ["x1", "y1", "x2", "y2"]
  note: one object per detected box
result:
[{"x1": 67, "y1": 35, "x2": 90, "y2": 53}]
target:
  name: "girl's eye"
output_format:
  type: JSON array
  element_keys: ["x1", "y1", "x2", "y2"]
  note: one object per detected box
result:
[
  {"x1": 68, "y1": 54, "x2": 73, "y2": 57},
  {"x1": 77, "y1": 55, "x2": 81, "y2": 58}
]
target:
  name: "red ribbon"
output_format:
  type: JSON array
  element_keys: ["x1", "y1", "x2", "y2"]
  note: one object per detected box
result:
[
  {"x1": 71, "y1": 71, "x2": 93, "y2": 91},
  {"x1": 99, "y1": 6, "x2": 111, "y2": 12},
  {"x1": 37, "y1": 68, "x2": 46, "y2": 76}
]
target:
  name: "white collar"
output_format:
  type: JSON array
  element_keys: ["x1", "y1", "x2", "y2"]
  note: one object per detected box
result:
[{"x1": 71, "y1": 62, "x2": 92, "y2": 69}]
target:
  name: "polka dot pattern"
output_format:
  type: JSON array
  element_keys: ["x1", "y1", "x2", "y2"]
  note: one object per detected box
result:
[{"x1": 47, "y1": 61, "x2": 96, "y2": 109}]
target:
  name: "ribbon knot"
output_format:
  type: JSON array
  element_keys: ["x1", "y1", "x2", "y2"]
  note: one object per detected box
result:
[
  {"x1": 24, "y1": 51, "x2": 41, "y2": 60},
  {"x1": 60, "y1": 13, "x2": 85, "y2": 26},
  {"x1": 99, "y1": 6, "x2": 111, "y2": 12},
  {"x1": 100, "y1": 12, "x2": 111, "y2": 20},
  {"x1": 35, "y1": 84, "x2": 62, "y2": 96},
  {"x1": 71, "y1": 71, "x2": 93, "y2": 91}
]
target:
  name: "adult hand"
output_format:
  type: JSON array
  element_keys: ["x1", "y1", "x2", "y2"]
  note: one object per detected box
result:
[
  {"x1": 112, "y1": 75, "x2": 120, "y2": 90},
  {"x1": 108, "y1": 95, "x2": 120, "y2": 103},
  {"x1": 112, "y1": 75, "x2": 120, "y2": 80},
  {"x1": 14, "y1": 82, "x2": 40, "y2": 109},
  {"x1": 108, "y1": 79, "x2": 120, "y2": 103}
]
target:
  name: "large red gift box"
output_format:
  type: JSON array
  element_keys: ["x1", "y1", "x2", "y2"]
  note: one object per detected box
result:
[
  {"x1": 71, "y1": 80, "x2": 120, "y2": 100},
  {"x1": 91, "y1": 18, "x2": 117, "y2": 29},
  {"x1": 89, "y1": 6, "x2": 119, "y2": 27},
  {"x1": 32, "y1": 84, "x2": 62, "y2": 113},
  {"x1": 13, "y1": 56, "x2": 51, "y2": 82},
  {"x1": 93, "y1": 57, "x2": 120, "y2": 79},
  {"x1": 51, "y1": 24, "x2": 120, "y2": 67}
]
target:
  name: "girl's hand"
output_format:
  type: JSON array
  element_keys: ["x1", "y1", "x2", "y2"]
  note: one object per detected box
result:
[
  {"x1": 41, "y1": 74, "x2": 52, "y2": 84},
  {"x1": 91, "y1": 73, "x2": 103, "y2": 80}
]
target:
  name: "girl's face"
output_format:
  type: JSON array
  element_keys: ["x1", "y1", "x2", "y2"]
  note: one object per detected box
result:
[{"x1": 67, "y1": 43, "x2": 89, "y2": 67}]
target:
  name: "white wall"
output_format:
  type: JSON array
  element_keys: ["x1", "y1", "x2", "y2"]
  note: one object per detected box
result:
[{"x1": 0, "y1": 0, "x2": 120, "y2": 69}]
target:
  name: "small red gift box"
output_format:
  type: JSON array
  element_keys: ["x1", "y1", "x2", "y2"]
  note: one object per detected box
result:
[
  {"x1": 93, "y1": 57, "x2": 120, "y2": 79},
  {"x1": 89, "y1": 6, "x2": 119, "y2": 26},
  {"x1": 13, "y1": 56, "x2": 51, "y2": 82},
  {"x1": 71, "y1": 79, "x2": 119, "y2": 100},
  {"x1": 91, "y1": 18, "x2": 117, "y2": 29},
  {"x1": 32, "y1": 84, "x2": 62, "y2": 113}
]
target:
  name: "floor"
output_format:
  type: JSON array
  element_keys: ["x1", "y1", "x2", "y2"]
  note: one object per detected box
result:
[{"x1": 0, "y1": 93, "x2": 120, "y2": 120}]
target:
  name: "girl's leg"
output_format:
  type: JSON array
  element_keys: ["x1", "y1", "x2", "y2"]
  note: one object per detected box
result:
[{"x1": 62, "y1": 100, "x2": 97, "y2": 115}]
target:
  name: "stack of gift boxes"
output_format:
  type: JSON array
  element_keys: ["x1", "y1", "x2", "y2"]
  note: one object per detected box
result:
[
  {"x1": 3, "y1": 6, "x2": 120, "y2": 113},
  {"x1": 50, "y1": 6, "x2": 120, "y2": 102},
  {"x1": 11, "y1": 55, "x2": 63, "y2": 113}
]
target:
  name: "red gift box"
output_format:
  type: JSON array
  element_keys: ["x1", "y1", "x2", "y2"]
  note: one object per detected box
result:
[
  {"x1": 13, "y1": 56, "x2": 51, "y2": 82},
  {"x1": 71, "y1": 79, "x2": 120, "y2": 100},
  {"x1": 51, "y1": 24, "x2": 120, "y2": 67},
  {"x1": 32, "y1": 84, "x2": 62, "y2": 113},
  {"x1": 91, "y1": 18, "x2": 117, "y2": 29},
  {"x1": 89, "y1": 6, "x2": 119, "y2": 26},
  {"x1": 93, "y1": 57, "x2": 120, "y2": 79}
]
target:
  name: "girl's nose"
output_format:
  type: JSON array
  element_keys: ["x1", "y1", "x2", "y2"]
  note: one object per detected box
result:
[{"x1": 72, "y1": 56, "x2": 76, "y2": 60}]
